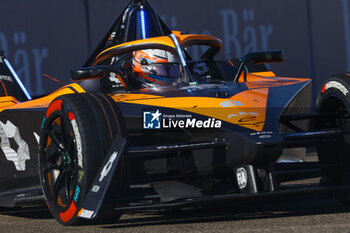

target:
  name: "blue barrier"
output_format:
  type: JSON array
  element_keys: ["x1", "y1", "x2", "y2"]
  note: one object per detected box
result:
[{"x1": 0, "y1": 0, "x2": 348, "y2": 99}]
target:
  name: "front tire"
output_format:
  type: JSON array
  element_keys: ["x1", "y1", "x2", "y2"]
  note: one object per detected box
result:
[
  {"x1": 315, "y1": 74, "x2": 350, "y2": 202},
  {"x1": 39, "y1": 93, "x2": 124, "y2": 225}
]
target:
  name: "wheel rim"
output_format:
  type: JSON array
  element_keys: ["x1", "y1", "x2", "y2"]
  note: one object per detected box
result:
[
  {"x1": 318, "y1": 94, "x2": 348, "y2": 129},
  {"x1": 317, "y1": 94, "x2": 350, "y2": 184},
  {"x1": 41, "y1": 112, "x2": 78, "y2": 209}
]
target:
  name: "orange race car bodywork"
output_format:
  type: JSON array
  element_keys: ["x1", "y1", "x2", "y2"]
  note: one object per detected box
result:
[
  {"x1": 0, "y1": 32, "x2": 311, "y2": 199},
  {"x1": 2, "y1": 0, "x2": 337, "y2": 226}
]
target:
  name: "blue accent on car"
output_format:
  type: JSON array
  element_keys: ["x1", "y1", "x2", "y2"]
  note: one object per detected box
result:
[
  {"x1": 139, "y1": 9, "x2": 147, "y2": 39},
  {"x1": 170, "y1": 34, "x2": 187, "y2": 67},
  {"x1": 74, "y1": 186, "x2": 80, "y2": 202},
  {"x1": 41, "y1": 117, "x2": 46, "y2": 130},
  {"x1": 4, "y1": 58, "x2": 32, "y2": 100}
]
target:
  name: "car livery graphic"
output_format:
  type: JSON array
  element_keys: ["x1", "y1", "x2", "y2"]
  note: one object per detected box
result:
[{"x1": 0, "y1": 0, "x2": 349, "y2": 226}]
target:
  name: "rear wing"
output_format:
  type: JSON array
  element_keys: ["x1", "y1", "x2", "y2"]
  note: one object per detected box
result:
[{"x1": 0, "y1": 49, "x2": 32, "y2": 101}]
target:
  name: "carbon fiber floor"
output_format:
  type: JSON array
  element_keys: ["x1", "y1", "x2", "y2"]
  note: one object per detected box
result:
[
  {"x1": 0, "y1": 196, "x2": 349, "y2": 233},
  {"x1": 2, "y1": 155, "x2": 348, "y2": 232}
]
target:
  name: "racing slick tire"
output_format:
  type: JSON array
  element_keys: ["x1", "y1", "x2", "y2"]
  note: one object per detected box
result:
[
  {"x1": 315, "y1": 74, "x2": 350, "y2": 203},
  {"x1": 39, "y1": 93, "x2": 125, "y2": 225}
]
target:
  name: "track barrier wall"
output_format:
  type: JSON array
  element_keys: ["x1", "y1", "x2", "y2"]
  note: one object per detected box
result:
[{"x1": 0, "y1": 0, "x2": 349, "y2": 99}]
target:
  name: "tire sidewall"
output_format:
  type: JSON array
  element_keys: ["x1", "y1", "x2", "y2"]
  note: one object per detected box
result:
[
  {"x1": 316, "y1": 76, "x2": 350, "y2": 113},
  {"x1": 39, "y1": 95, "x2": 105, "y2": 225},
  {"x1": 315, "y1": 75, "x2": 350, "y2": 186}
]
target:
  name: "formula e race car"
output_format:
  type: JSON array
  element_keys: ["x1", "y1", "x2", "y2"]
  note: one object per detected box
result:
[{"x1": 0, "y1": 0, "x2": 350, "y2": 226}]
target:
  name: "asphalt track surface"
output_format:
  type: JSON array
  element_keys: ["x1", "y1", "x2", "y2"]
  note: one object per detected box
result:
[{"x1": 1, "y1": 196, "x2": 350, "y2": 233}]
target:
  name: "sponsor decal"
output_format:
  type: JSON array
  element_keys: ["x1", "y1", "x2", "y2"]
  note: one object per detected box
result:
[
  {"x1": 99, "y1": 151, "x2": 118, "y2": 182},
  {"x1": 109, "y1": 72, "x2": 123, "y2": 88},
  {"x1": 250, "y1": 131, "x2": 273, "y2": 136},
  {"x1": 78, "y1": 209, "x2": 94, "y2": 219},
  {"x1": 143, "y1": 109, "x2": 222, "y2": 129},
  {"x1": 0, "y1": 120, "x2": 30, "y2": 171},
  {"x1": 236, "y1": 167, "x2": 248, "y2": 189},
  {"x1": 228, "y1": 112, "x2": 259, "y2": 120},
  {"x1": 180, "y1": 84, "x2": 221, "y2": 91},
  {"x1": 71, "y1": 119, "x2": 83, "y2": 168},
  {"x1": 109, "y1": 32, "x2": 116, "y2": 41},
  {"x1": 77, "y1": 170, "x2": 84, "y2": 183},
  {"x1": 0, "y1": 75, "x2": 13, "y2": 82},
  {"x1": 325, "y1": 81, "x2": 349, "y2": 96},
  {"x1": 92, "y1": 185, "x2": 100, "y2": 193},
  {"x1": 220, "y1": 100, "x2": 243, "y2": 108},
  {"x1": 130, "y1": 183, "x2": 152, "y2": 189},
  {"x1": 259, "y1": 135, "x2": 271, "y2": 139},
  {"x1": 74, "y1": 186, "x2": 80, "y2": 202}
]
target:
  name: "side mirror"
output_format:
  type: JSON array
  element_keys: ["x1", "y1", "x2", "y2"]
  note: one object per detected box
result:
[
  {"x1": 234, "y1": 50, "x2": 284, "y2": 82},
  {"x1": 243, "y1": 50, "x2": 284, "y2": 64},
  {"x1": 71, "y1": 66, "x2": 115, "y2": 81}
]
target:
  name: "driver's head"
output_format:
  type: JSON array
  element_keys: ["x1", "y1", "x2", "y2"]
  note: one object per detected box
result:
[{"x1": 132, "y1": 49, "x2": 179, "y2": 86}]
